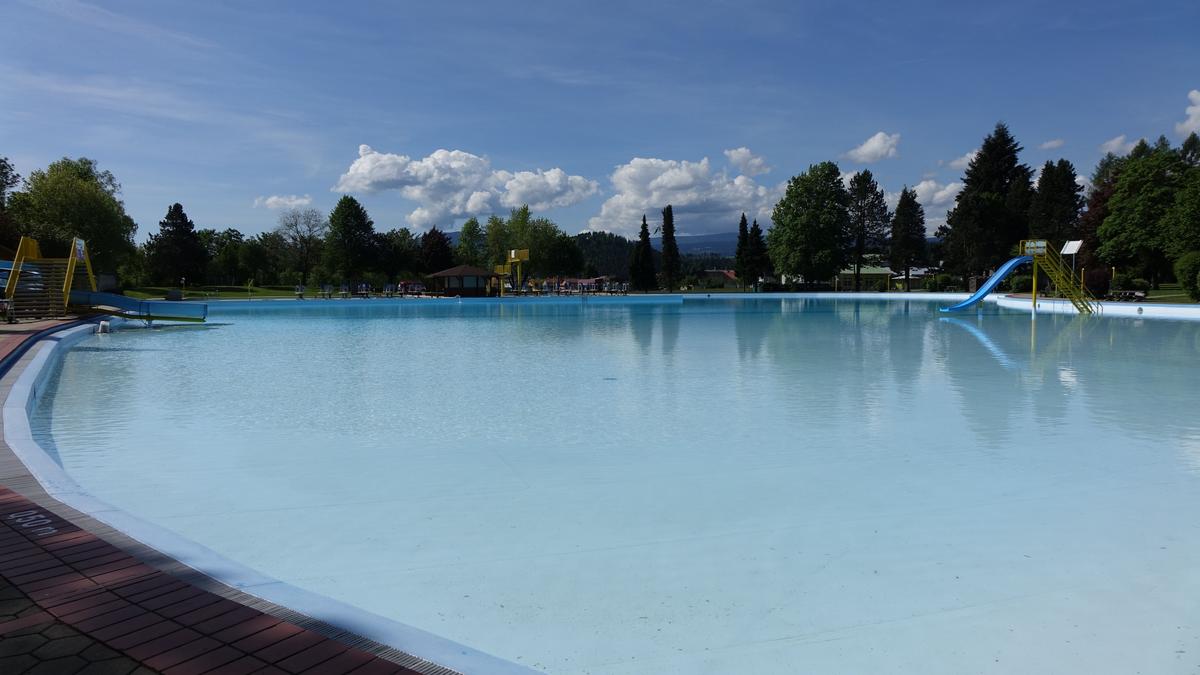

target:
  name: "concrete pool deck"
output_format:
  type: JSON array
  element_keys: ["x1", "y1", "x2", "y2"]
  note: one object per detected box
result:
[{"x1": 0, "y1": 319, "x2": 444, "y2": 675}]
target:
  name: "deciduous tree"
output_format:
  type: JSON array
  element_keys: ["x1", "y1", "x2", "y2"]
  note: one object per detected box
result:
[
  {"x1": 767, "y1": 161, "x2": 850, "y2": 285},
  {"x1": 6, "y1": 157, "x2": 137, "y2": 272},
  {"x1": 455, "y1": 217, "x2": 485, "y2": 267},
  {"x1": 277, "y1": 207, "x2": 328, "y2": 284}
]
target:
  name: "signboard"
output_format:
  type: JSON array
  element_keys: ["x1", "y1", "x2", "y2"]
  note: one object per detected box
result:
[
  {"x1": 508, "y1": 249, "x2": 530, "y2": 263},
  {"x1": 1061, "y1": 240, "x2": 1082, "y2": 255},
  {"x1": 1022, "y1": 240, "x2": 1048, "y2": 255}
]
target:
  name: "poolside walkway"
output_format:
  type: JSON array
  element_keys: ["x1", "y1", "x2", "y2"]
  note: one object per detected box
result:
[{"x1": 0, "y1": 320, "x2": 436, "y2": 675}]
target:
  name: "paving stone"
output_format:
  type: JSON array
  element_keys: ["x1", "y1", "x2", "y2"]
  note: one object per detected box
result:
[
  {"x1": 79, "y1": 642, "x2": 121, "y2": 661},
  {"x1": 26, "y1": 655, "x2": 89, "y2": 674},
  {"x1": 0, "y1": 653, "x2": 39, "y2": 673},
  {"x1": 77, "y1": 659, "x2": 143, "y2": 675},
  {"x1": 32, "y1": 634, "x2": 92, "y2": 659},
  {"x1": 0, "y1": 633, "x2": 46, "y2": 657}
]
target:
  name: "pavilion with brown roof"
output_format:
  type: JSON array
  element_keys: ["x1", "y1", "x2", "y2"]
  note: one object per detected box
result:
[{"x1": 428, "y1": 265, "x2": 498, "y2": 297}]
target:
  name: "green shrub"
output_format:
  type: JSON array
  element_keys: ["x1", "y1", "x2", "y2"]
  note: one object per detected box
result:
[
  {"x1": 1130, "y1": 278, "x2": 1151, "y2": 292},
  {"x1": 1007, "y1": 274, "x2": 1033, "y2": 292},
  {"x1": 1112, "y1": 272, "x2": 1133, "y2": 291},
  {"x1": 1173, "y1": 251, "x2": 1200, "y2": 301},
  {"x1": 874, "y1": 278, "x2": 890, "y2": 292}
]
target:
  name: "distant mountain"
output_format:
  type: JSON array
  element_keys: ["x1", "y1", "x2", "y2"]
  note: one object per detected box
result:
[{"x1": 651, "y1": 232, "x2": 739, "y2": 257}]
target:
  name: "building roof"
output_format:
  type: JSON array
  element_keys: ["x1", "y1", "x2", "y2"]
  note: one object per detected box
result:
[
  {"x1": 839, "y1": 266, "x2": 893, "y2": 275},
  {"x1": 429, "y1": 265, "x2": 497, "y2": 278}
]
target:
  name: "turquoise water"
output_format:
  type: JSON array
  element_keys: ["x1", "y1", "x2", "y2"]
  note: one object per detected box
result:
[{"x1": 31, "y1": 297, "x2": 1200, "y2": 674}]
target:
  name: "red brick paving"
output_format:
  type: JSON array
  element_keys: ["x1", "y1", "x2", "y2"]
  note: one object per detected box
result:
[{"x1": 0, "y1": 486, "x2": 426, "y2": 674}]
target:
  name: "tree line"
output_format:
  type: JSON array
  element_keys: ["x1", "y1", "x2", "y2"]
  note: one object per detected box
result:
[{"x1": 5, "y1": 122, "x2": 1198, "y2": 297}]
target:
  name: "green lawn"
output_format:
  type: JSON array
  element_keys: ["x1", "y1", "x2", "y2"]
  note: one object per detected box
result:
[{"x1": 1145, "y1": 283, "x2": 1197, "y2": 304}]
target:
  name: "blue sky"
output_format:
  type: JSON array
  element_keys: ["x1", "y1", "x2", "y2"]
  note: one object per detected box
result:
[{"x1": 2, "y1": 0, "x2": 1198, "y2": 240}]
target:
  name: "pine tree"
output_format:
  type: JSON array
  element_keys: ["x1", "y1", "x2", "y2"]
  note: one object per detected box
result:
[
  {"x1": 324, "y1": 195, "x2": 376, "y2": 280},
  {"x1": 145, "y1": 203, "x2": 207, "y2": 284},
  {"x1": 846, "y1": 170, "x2": 890, "y2": 291},
  {"x1": 767, "y1": 161, "x2": 850, "y2": 286},
  {"x1": 629, "y1": 215, "x2": 657, "y2": 291},
  {"x1": 419, "y1": 226, "x2": 454, "y2": 273},
  {"x1": 939, "y1": 122, "x2": 1033, "y2": 281},
  {"x1": 660, "y1": 204, "x2": 681, "y2": 291},
  {"x1": 888, "y1": 187, "x2": 926, "y2": 292},
  {"x1": 747, "y1": 219, "x2": 768, "y2": 289},
  {"x1": 1028, "y1": 159, "x2": 1085, "y2": 245},
  {"x1": 734, "y1": 213, "x2": 749, "y2": 288}
]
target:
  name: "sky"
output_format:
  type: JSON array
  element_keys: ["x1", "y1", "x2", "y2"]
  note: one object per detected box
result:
[{"x1": 2, "y1": 0, "x2": 1198, "y2": 241}]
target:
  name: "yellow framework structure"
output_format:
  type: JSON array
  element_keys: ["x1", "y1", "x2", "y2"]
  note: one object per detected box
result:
[
  {"x1": 495, "y1": 249, "x2": 530, "y2": 296},
  {"x1": 1021, "y1": 239, "x2": 1099, "y2": 315},
  {"x1": 5, "y1": 236, "x2": 98, "y2": 317}
]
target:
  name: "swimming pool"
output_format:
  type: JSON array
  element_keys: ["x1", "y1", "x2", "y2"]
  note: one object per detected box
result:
[{"x1": 25, "y1": 296, "x2": 1200, "y2": 674}]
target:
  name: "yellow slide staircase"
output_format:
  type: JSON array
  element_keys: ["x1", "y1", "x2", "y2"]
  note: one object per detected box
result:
[
  {"x1": 1022, "y1": 240, "x2": 1099, "y2": 315},
  {"x1": 3, "y1": 237, "x2": 97, "y2": 319}
]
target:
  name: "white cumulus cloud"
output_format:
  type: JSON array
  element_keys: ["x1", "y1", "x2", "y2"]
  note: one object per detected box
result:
[
  {"x1": 843, "y1": 132, "x2": 901, "y2": 163},
  {"x1": 1039, "y1": 138, "x2": 1065, "y2": 150},
  {"x1": 913, "y1": 179, "x2": 963, "y2": 207},
  {"x1": 1176, "y1": 89, "x2": 1200, "y2": 136},
  {"x1": 1099, "y1": 135, "x2": 1138, "y2": 155},
  {"x1": 723, "y1": 147, "x2": 771, "y2": 176},
  {"x1": 334, "y1": 145, "x2": 598, "y2": 227},
  {"x1": 495, "y1": 168, "x2": 599, "y2": 210},
  {"x1": 587, "y1": 154, "x2": 783, "y2": 236},
  {"x1": 948, "y1": 150, "x2": 978, "y2": 170},
  {"x1": 253, "y1": 194, "x2": 312, "y2": 209}
]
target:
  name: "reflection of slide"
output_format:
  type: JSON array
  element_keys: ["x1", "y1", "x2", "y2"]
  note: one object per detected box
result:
[
  {"x1": 69, "y1": 290, "x2": 207, "y2": 322},
  {"x1": 939, "y1": 317, "x2": 1018, "y2": 370},
  {"x1": 939, "y1": 256, "x2": 1032, "y2": 312}
]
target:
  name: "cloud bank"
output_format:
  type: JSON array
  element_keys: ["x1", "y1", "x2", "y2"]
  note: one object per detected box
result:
[
  {"x1": 1038, "y1": 138, "x2": 1065, "y2": 150},
  {"x1": 254, "y1": 194, "x2": 312, "y2": 209},
  {"x1": 587, "y1": 151, "x2": 783, "y2": 236},
  {"x1": 844, "y1": 132, "x2": 901, "y2": 163},
  {"x1": 334, "y1": 145, "x2": 598, "y2": 227}
]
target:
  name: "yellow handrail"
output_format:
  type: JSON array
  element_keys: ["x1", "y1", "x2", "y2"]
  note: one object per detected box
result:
[{"x1": 5, "y1": 236, "x2": 41, "y2": 300}]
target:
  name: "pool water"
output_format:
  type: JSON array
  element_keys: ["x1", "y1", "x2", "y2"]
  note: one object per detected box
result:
[{"x1": 31, "y1": 297, "x2": 1200, "y2": 674}]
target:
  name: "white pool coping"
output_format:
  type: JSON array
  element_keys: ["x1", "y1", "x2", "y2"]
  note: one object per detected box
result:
[{"x1": 2, "y1": 322, "x2": 541, "y2": 675}]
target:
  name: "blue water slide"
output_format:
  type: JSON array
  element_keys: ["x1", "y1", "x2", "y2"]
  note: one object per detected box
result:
[
  {"x1": 68, "y1": 290, "x2": 207, "y2": 322},
  {"x1": 939, "y1": 255, "x2": 1032, "y2": 312}
]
